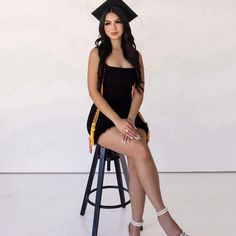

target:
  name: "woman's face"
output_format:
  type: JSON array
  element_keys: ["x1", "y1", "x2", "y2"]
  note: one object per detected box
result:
[{"x1": 104, "y1": 12, "x2": 124, "y2": 40}]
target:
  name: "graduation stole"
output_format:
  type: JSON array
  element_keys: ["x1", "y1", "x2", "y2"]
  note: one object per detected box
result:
[{"x1": 89, "y1": 65, "x2": 106, "y2": 153}]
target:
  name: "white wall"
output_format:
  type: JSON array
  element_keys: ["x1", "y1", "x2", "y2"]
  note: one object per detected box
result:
[{"x1": 0, "y1": 0, "x2": 236, "y2": 172}]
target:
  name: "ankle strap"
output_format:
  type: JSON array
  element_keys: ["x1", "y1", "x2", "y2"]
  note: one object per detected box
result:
[
  {"x1": 156, "y1": 207, "x2": 168, "y2": 216},
  {"x1": 131, "y1": 219, "x2": 143, "y2": 227}
]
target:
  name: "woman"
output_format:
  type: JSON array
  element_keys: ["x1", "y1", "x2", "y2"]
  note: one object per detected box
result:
[{"x1": 87, "y1": 1, "x2": 190, "y2": 235}]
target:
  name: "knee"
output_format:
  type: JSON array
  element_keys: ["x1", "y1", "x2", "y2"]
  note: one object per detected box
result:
[
  {"x1": 128, "y1": 160, "x2": 138, "y2": 177},
  {"x1": 135, "y1": 143, "x2": 151, "y2": 162},
  {"x1": 128, "y1": 167, "x2": 138, "y2": 180}
]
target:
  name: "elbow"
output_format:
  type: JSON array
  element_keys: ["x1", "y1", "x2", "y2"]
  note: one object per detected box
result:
[
  {"x1": 88, "y1": 90, "x2": 93, "y2": 99},
  {"x1": 89, "y1": 91, "x2": 95, "y2": 100},
  {"x1": 88, "y1": 89, "x2": 98, "y2": 101}
]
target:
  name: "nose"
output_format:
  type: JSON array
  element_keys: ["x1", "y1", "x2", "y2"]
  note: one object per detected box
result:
[{"x1": 111, "y1": 22, "x2": 117, "y2": 30}]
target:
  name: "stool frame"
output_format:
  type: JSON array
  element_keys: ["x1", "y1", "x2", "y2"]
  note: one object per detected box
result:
[{"x1": 80, "y1": 145, "x2": 130, "y2": 236}]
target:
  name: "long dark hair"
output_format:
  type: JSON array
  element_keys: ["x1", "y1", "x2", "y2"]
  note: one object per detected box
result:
[{"x1": 95, "y1": 6, "x2": 143, "y2": 93}]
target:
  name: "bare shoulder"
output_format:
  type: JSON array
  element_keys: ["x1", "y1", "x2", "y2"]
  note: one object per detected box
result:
[
  {"x1": 88, "y1": 47, "x2": 100, "y2": 70},
  {"x1": 89, "y1": 47, "x2": 99, "y2": 61}
]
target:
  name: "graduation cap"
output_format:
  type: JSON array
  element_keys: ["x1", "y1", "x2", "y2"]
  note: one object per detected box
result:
[{"x1": 92, "y1": 0, "x2": 138, "y2": 22}]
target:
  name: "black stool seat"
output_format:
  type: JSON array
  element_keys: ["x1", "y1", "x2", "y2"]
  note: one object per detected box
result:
[{"x1": 80, "y1": 145, "x2": 130, "y2": 236}]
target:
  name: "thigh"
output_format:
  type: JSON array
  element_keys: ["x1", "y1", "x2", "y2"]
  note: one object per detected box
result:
[
  {"x1": 127, "y1": 128, "x2": 147, "y2": 170},
  {"x1": 137, "y1": 128, "x2": 147, "y2": 143},
  {"x1": 97, "y1": 127, "x2": 150, "y2": 158}
]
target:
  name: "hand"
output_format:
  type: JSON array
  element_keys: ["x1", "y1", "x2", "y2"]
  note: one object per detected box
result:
[
  {"x1": 122, "y1": 117, "x2": 139, "y2": 143},
  {"x1": 114, "y1": 118, "x2": 140, "y2": 143}
]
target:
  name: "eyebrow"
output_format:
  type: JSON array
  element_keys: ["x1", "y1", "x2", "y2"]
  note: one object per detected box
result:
[{"x1": 105, "y1": 18, "x2": 121, "y2": 22}]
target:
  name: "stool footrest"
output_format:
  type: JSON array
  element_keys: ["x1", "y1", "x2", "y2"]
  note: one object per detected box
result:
[{"x1": 88, "y1": 185, "x2": 130, "y2": 209}]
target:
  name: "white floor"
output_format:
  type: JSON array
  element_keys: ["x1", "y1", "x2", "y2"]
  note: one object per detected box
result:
[{"x1": 0, "y1": 173, "x2": 235, "y2": 236}]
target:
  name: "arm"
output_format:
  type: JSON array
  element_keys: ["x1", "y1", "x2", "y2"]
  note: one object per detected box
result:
[
  {"x1": 87, "y1": 48, "x2": 139, "y2": 140},
  {"x1": 87, "y1": 48, "x2": 120, "y2": 124},
  {"x1": 121, "y1": 52, "x2": 145, "y2": 143}
]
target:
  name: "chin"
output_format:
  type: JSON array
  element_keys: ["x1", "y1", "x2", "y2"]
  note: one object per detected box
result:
[{"x1": 109, "y1": 35, "x2": 122, "y2": 40}]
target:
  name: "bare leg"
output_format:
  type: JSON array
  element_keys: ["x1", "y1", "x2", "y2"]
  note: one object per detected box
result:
[
  {"x1": 127, "y1": 159, "x2": 145, "y2": 236},
  {"x1": 98, "y1": 127, "x2": 184, "y2": 236},
  {"x1": 127, "y1": 132, "x2": 146, "y2": 236}
]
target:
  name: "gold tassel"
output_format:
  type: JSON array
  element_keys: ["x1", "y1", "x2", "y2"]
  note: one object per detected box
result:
[
  {"x1": 89, "y1": 108, "x2": 100, "y2": 146},
  {"x1": 88, "y1": 68, "x2": 105, "y2": 151},
  {"x1": 89, "y1": 123, "x2": 96, "y2": 145}
]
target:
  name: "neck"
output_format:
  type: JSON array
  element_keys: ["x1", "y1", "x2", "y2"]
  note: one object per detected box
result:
[{"x1": 110, "y1": 39, "x2": 122, "y2": 50}]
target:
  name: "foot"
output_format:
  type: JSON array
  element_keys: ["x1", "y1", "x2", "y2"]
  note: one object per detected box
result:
[
  {"x1": 157, "y1": 207, "x2": 190, "y2": 236},
  {"x1": 128, "y1": 219, "x2": 143, "y2": 236}
]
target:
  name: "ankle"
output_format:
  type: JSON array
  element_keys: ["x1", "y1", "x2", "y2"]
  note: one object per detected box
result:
[
  {"x1": 129, "y1": 219, "x2": 143, "y2": 236},
  {"x1": 156, "y1": 206, "x2": 190, "y2": 236},
  {"x1": 130, "y1": 218, "x2": 143, "y2": 228},
  {"x1": 156, "y1": 206, "x2": 168, "y2": 217}
]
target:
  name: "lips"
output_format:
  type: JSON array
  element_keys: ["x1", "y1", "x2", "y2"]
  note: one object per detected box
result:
[{"x1": 111, "y1": 32, "x2": 118, "y2": 36}]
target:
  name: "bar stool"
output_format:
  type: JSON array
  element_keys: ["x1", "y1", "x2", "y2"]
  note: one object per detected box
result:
[{"x1": 80, "y1": 144, "x2": 130, "y2": 236}]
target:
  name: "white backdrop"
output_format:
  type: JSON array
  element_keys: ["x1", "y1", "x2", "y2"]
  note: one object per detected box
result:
[{"x1": 0, "y1": 0, "x2": 236, "y2": 172}]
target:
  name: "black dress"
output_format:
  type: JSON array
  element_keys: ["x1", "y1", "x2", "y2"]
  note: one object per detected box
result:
[{"x1": 87, "y1": 64, "x2": 149, "y2": 144}]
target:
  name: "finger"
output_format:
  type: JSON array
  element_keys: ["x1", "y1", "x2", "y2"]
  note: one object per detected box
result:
[
  {"x1": 127, "y1": 120, "x2": 137, "y2": 130},
  {"x1": 124, "y1": 128, "x2": 140, "y2": 140},
  {"x1": 125, "y1": 123, "x2": 139, "y2": 135},
  {"x1": 122, "y1": 134, "x2": 130, "y2": 143},
  {"x1": 121, "y1": 121, "x2": 139, "y2": 139},
  {"x1": 125, "y1": 132, "x2": 139, "y2": 141},
  {"x1": 121, "y1": 133, "x2": 126, "y2": 143},
  {"x1": 125, "y1": 135, "x2": 130, "y2": 143},
  {"x1": 122, "y1": 134, "x2": 127, "y2": 143}
]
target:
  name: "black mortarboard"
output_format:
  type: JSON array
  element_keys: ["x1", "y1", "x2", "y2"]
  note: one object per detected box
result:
[{"x1": 92, "y1": 0, "x2": 138, "y2": 22}]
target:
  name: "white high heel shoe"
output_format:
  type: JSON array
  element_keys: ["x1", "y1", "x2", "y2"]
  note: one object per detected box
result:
[
  {"x1": 156, "y1": 207, "x2": 190, "y2": 236},
  {"x1": 128, "y1": 219, "x2": 143, "y2": 236}
]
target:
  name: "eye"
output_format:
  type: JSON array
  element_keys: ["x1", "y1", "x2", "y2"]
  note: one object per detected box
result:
[
  {"x1": 105, "y1": 22, "x2": 110, "y2": 26},
  {"x1": 116, "y1": 20, "x2": 122, "y2": 24}
]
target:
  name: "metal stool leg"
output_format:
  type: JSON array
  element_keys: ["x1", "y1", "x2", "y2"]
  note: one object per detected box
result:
[
  {"x1": 119, "y1": 154, "x2": 129, "y2": 189},
  {"x1": 92, "y1": 146, "x2": 106, "y2": 236},
  {"x1": 114, "y1": 158, "x2": 126, "y2": 208},
  {"x1": 80, "y1": 145, "x2": 100, "y2": 216}
]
